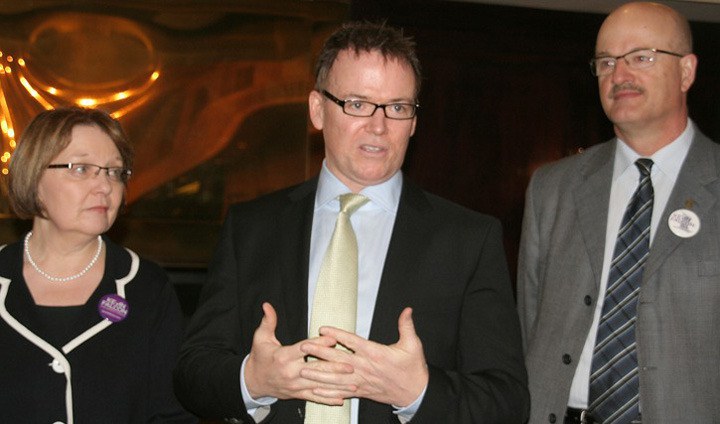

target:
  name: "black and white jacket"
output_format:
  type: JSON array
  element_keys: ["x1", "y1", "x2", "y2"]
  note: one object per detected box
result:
[{"x1": 0, "y1": 235, "x2": 197, "y2": 424}]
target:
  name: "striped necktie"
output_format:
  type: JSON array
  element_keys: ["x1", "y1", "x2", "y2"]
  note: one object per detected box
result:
[
  {"x1": 305, "y1": 193, "x2": 368, "y2": 424},
  {"x1": 589, "y1": 158, "x2": 653, "y2": 423}
]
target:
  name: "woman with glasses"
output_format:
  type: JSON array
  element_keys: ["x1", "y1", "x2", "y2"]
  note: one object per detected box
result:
[{"x1": 0, "y1": 107, "x2": 197, "y2": 423}]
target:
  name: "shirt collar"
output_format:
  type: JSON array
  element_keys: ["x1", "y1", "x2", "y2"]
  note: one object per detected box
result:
[
  {"x1": 315, "y1": 160, "x2": 402, "y2": 213},
  {"x1": 614, "y1": 119, "x2": 694, "y2": 180}
]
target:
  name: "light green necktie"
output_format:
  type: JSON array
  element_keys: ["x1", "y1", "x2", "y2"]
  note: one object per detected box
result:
[{"x1": 305, "y1": 193, "x2": 368, "y2": 424}]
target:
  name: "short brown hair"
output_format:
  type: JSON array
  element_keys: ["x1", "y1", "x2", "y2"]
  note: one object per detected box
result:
[
  {"x1": 314, "y1": 21, "x2": 422, "y2": 98},
  {"x1": 8, "y1": 107, "x2": 134, "y2": 219}
]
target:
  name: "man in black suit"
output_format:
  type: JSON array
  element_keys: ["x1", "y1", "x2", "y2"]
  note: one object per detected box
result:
[{"x1": 174, "y1": 21, "x2": 528, "y2": 424}]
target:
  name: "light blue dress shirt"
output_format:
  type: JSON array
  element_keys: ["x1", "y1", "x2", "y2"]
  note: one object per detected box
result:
[{"x1": 241, "y1": 162, "x2": 425, "y2": 423}]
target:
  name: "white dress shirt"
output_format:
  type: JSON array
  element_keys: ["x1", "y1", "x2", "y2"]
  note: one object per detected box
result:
[{"x1": 567, "y1": 121, "x2": 694, "y2": 408}]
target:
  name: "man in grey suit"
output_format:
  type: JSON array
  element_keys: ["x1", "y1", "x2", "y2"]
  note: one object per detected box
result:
[{"x1": 518, "y1": 2, "x2": 720, "y2": 423}]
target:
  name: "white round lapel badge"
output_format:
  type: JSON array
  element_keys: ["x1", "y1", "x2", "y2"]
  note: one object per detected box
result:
[{"x1": 668, "y1": 209, "x2": 700, "y2": 238}]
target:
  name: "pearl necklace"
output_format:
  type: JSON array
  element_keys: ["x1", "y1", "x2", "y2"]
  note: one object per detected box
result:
[{"x1": 24, "y1": 232, "x2": 103, "y2": 283}]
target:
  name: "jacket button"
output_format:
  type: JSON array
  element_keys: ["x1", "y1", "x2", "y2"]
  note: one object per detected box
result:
[
  {"x1": 548, "y1": 413, "x2": 557, "y2": 423},
  {"x1": 50, "y1": 359, "x2": 64, "y2": 374},
  {"x1": 584, "y1": 295, "x2": 593, "y2": 305},
  {"x1": 562, "y1": 354, "x2": 572, "y2": 364}
]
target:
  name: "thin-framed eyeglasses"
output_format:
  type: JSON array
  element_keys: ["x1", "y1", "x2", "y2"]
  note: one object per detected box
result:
[
  {"x1": 321, "y1": 90, "x2": 419, "y2": 120},
  {"x1": 589, "y1": 48, "x2": 685, "y2": 77},
  {"x1": 47, "y1": 163, "x2": 132, "y2": 183}
]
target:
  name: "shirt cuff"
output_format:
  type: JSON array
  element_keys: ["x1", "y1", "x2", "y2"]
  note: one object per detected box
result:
[
  {"x1": 240, "y1": 354, "x2": 277, "y2": 417},
  {"x1": 392, "y1": 384, "x2": 428, "y2": 423}
]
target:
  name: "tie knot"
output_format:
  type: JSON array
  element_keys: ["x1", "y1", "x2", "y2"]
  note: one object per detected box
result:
[
  {"x1": 339, "y1": 193, "x2": 369, "y2": 216},
  {"x1": 635, "y1": 158, "x2": 653, "y2": 177}
]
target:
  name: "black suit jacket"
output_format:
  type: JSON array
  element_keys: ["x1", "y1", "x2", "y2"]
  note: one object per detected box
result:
[{"x1": 174, "y1": 178, "x2": 529, "y2": 423}]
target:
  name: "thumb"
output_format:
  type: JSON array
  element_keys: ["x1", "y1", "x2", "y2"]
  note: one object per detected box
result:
[
  {"x1": 397, "y1": 307, "x2": 419, "y2": 343},
  {"x1": 257, "y1": 302, "x2": 278, "y2": 338}
]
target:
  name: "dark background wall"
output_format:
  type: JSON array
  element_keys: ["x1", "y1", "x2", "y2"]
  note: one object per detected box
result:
[
  {"x1": 2, "y1": 1, "x2": 719, "y2": 315},
  {"x1": 350, "y1": 0, "x2": 720, "y2": 284},
  {"x1": 170, "y1": 1, "x2": 720, "y2": 318}
]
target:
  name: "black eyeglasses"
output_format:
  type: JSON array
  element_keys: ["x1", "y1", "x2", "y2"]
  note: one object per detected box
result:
[
  {"x1": 590, "y1": 48, "x2": 685, "y2": 77},
  {"x1": 47, "y1": 163, "x2": 132, "y2": 183},
  {"x1": 321, "y1": 90, "x2": 419, "y2": 120}
]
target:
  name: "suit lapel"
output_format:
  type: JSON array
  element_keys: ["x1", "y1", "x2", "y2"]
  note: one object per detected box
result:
[
  {"x1": 644, "y1": 133, "x2": 719, "y2": 280},
  {"x1": 277, "y1": 179, "x2": 317, "y2": 345},
  {"x1": 368, "y1": 181, "x2": 430, "y2": 346},
  {"x1": 573, "y1": 142, "x2": 616, "y2": 290},
  {"x1": 362, "y1": 181, "x2": 427, "y2": 423}
]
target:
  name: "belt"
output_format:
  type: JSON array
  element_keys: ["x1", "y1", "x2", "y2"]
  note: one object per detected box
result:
[{"x1": 565, "y1": 407, "x2": 642, "y2": 424}]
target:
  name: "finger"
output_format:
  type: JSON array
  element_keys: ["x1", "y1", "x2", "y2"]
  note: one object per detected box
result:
[
  {"x1": 301, "y1": 342, "x2": 355, "y2": 366},
  {"x1": 301, "y1": 368, "x2": 358, "y2": 397},
  {"x1": 318, "y1": 326, "x2": 366, "y2": 353},
  {"x1": 304, "y1": 334, "x2": 339, "y2": 348},
  {"x1": 312, "y1": 386, "x2": 358, "y2": 399},
  {"x1": 304, "y1": 393, "x2": 346, "y2": 406},
  {"x1": 301, "y1": 367, "x2": 357, "y2": 389},
  {"x1": 302, "y1": 356, "x2": 354, "y2": 374}
]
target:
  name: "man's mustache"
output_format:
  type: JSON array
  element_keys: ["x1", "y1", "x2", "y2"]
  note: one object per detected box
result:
[{"x1": 611, "y1": 82, "x2": 644, "y2": 98}]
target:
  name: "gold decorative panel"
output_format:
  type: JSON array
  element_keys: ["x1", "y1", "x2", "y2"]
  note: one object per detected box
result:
[{"x1": 0, "y1": 1, "x2": 347, "y2": 266}]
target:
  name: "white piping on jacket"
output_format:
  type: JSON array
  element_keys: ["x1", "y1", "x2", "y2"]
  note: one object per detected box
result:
[{"x1": 0, "y1": 245, "x2": 140, "y2": 424}]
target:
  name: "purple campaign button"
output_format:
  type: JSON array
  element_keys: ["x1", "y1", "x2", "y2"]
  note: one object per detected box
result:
[{"x1": 98, "y1": 294, "x2": 129, "y2": 323}]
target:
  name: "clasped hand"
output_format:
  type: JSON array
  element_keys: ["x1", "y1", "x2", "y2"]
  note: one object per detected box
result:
[{"x1": 244, "y1": 302, "x2": 429, "y2": 408}]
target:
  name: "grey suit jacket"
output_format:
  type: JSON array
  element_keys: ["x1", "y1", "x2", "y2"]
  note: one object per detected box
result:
[{"x1": 517, "y1": 129, "x2": 720, "y2": 423}]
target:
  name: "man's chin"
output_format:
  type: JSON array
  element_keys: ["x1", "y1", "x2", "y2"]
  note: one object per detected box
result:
[{"x1": 605, "y1": 108, "x2": 645, "y2": 126}]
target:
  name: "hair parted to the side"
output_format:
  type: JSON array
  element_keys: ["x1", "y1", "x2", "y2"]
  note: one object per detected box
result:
[
  {"x1": 314, "y1": 21, "x2": 422, "y2": 98},
  {"x1": 7, "y1": 106, "x2": 134, "y2": 220}
]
